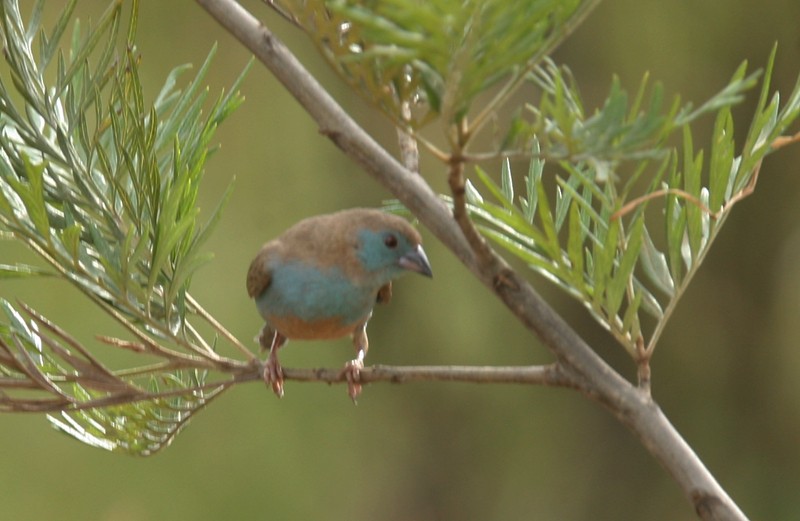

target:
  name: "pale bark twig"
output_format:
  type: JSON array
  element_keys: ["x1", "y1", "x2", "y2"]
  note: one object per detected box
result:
[{"x1": 0, "y1": 363, "x2": 573, "y2": 413}]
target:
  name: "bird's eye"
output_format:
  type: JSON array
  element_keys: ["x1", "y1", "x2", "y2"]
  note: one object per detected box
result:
[{"x1": 384, "y1": 233, "x2": 398, "y2": 249}]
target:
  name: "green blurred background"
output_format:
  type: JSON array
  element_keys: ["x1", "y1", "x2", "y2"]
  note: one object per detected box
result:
[{"x1": 2, "y1": 1, "x2": 800, "y2": 519}]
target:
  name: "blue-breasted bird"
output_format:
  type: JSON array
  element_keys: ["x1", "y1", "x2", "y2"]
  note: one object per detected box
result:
[{"x1": 246, "y1": 208, "x2": 433, "y2": 399}]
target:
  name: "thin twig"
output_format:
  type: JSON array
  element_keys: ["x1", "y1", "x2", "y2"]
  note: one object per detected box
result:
[
  {"x1": 186, "y1": 293, "x2": 256, "y2": 360},
  {"x1": 7, "y1": 336, "x2": 73, "y2": 400},
  {"x1": 611, "y1": 188, "x2": 716, "y2": 221},
  {"x1": 771, "y1": 130, "x2": 800, "y2": 150},
  {"x1": 722, "y1": 159, "x2": 761, "y2": 211},
  {"x1": 412, "y1": 132, "x2": 450, "y2": 162},
  {"x1": 260, "y1": 0, "x2": 302, "y2": 28},
  {"x1": 285, "y1": 363, "x2": 578, "y2": 388},
  {"x1": 95, "y1": 335, "x2": 149, "y2": 353},
  {"x1": 614, "y1": 149, "x2": 770, "y2": 224},
  {"x1": 447, "y1": 120, "x2": 497, "y2": 268},
  {"x1": 0, "y1": 362, "x2": 579, "y2": 413},
  {"x1": 19, "y1": 302, "x2": 127, "y2": 387}
]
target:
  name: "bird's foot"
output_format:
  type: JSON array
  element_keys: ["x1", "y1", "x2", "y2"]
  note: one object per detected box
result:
[
  {"x1": 341, "y1": 357, "x2": 364, "y2": 403},
  {"x1": 257, "y1": 328, "x2": 287, "y2": 398},
  {"x1": 262, "y1": 356, "x2": 284, "y2": 398}
]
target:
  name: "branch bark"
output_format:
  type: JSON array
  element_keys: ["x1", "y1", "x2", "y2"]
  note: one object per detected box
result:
[
  {"x1": 196, "y1": 1, "x2": 749, "y2": 519},
  {"x1": 1, "y1": 363, "x2": 577, "y2": 412}
]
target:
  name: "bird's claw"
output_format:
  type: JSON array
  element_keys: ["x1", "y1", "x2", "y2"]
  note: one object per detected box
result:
[
  {"x1": 262, "y1": 357, "x2": 284, "y2": 398},
  {"x1": 341, "y1": 358, "x2": 364, "y2": 403}
]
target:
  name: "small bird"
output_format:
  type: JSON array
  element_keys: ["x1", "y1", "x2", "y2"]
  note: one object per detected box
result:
[{"x1": 246, "y1": 208, "x2": 433, "y2": 400}]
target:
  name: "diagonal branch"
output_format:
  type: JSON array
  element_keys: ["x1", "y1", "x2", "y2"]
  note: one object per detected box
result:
[{"x1": 197, "y1": 1, "x2": 748, "y2": 519}]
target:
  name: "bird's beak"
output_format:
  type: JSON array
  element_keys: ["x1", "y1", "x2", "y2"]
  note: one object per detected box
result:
[{"x1": 398, "y1": 244, "x2": 433, "y2": 278}]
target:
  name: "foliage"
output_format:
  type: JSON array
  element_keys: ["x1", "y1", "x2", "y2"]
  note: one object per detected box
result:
[
  {"x1": 0, "y1": 0, "x2": 251, "y2": 455},
  {"x1": 462, "y1": 51, "x2": 800, "y2": 358},
  {"x1": 271, "y1": 0, "x2": 599, "y2": 130}
]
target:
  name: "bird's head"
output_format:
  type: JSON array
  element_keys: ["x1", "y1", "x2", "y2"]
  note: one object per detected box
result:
[{"x1": 353, "y1": 212, "x2": 433, "y2": 282}]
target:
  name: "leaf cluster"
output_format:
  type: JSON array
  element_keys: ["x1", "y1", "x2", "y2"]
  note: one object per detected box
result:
[
  {"x1": 465, "y1": 49, "x2": 800, "y2": 358},
  {"x1": 271, "y1": 0, "x2": 597, "y2": 129},
  {"x1": 0, "y1": 301, "x2": 226, "y2": 455},
  {"x1": 0, "y1": 0, "x2": 251, "y2": 454}
]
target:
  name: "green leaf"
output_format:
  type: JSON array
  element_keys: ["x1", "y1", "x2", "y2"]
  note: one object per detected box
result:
[
  {"x1": 675, "y1": 60, "x2": 760, "y2": 126},
  {"x1": 555, "y1": 173, "x2": 603, "y2": 247},
  {"x1": 566, "y1": 201, "x2": 585, "y2": 287},
  {"x1": 58, "y1": 223, "x2": 82, "y2": 264},
  {"x1": 639, "y1": 227, "x2": 674, "y2": 297},
  {"x1": 633, "y1": 278, "x2": 664, "y2": 320},
  {"x1": 5, "y1": 156, "x2": 50, "y2": 241},
  {"x1": 482, "y1": 227, "x2": 575, "y2": 296},
  {"x1": 154, "y1": 63, "x2": 193, "y2": 115},
  {"x1": 682, "y1": 127, "x2": 704, "y2": 261},
  {"x1": 554, "y1": 174, "x2": 579, "y2": 231},
  {"x1": 521, "y1": 141, "x2": 544, "y2": 223},
  {"x1": 620, "y1": 289, "x2": 643, "y2": 340},
  {"x1": 0, "y1": 299, "x2": 30, "y2": 338},
  {"x1": 605, "y1": 215, "x2": 644, "y2": 320},
  {"x1": 500, "y1": 157, "x2": 514, "y2": 202},
  {"x1": 0, "y1": 185, "x2": 14, "y2": 216},
  {"x1": 592, "y1": 215, "x2": 619, "y2": 310},
  {"x1": 0, "y1": 263, "x2": 51, "y2": 278},
  {"x1": 465, "y1": 179, "x2": 484, "y2": 205},
  {"x1": 708, "y1": 106, "x2": 735, "y2": 212},
  {"x1": 535, "y1": 180, "x2": 563, "y2": 262},
  {"x1": 469, "y1": 199, "x2": 547, "y2": 249},
  {"x1": 667, "y1": 203, "x2": 687, "y2": 285},
  {"x1": 474, "y1": 165, "x2": 515, "y2": 213}
]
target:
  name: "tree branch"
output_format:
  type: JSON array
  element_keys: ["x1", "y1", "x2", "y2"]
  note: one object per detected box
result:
[
  {"x1": 284, "y1": 363, "x2": 577, "y2": 387},
  {"x1": 197, "y1": 1, "x2": 749, "y2": 519},
  {"x1": 0, "y1": 363, "x2": 577, "y2": 413}
]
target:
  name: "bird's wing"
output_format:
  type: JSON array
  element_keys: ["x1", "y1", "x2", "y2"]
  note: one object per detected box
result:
[
  {"x1": 246, "y1": 246, "x2": 273, "y2": 298},
  {"x1": 376, "y1": 281, "x2": 392, "y2": 305}
]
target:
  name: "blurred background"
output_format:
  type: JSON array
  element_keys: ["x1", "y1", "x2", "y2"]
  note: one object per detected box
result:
[{"x1": 1, "y1": 0, "x2": 799, "y2": 519}]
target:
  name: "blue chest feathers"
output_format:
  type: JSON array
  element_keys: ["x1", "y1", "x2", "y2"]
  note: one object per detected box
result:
[{"x1": 256, "y1": 260, "x2": 378, "y2": 327}]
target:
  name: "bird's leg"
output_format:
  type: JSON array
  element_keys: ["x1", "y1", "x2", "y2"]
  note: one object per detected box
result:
[
  {"x1": 257, "y1": 325, "x2": 287, "y2": 398},
  {"x1": 342, "y1": 317, "x2": 370, "y2": 402}
]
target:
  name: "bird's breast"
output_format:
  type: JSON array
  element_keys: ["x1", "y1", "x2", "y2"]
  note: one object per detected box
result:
[{"x1": 255, "y1": 260, "x2": 377, "y2": 340}]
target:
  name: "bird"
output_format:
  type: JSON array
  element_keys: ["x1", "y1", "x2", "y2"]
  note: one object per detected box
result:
[{"x1": 246, "y1": 208, "x2": 433, "y2": 400}]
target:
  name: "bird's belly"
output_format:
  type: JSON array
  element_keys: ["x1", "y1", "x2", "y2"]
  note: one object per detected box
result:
[
  {"x1": 265, "y1": 314, "x2": 363, "y2": 340},
  {"x1": 256, "y1": 262, "x2": 375, "y2": 340}
]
